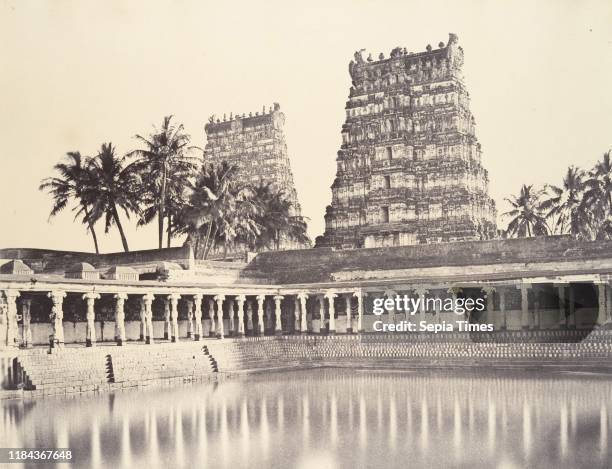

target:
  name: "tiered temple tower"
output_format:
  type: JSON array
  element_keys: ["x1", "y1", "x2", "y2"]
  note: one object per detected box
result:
[
  {"x1": 316, "y1": 34, "x2": 497, "y2": 249},
  {"x1": 204, "y1": 103, "x2": 309, "y2": 250},
  {"x1": 204, "y1": 103, "x2": 302, "y2": 217}
]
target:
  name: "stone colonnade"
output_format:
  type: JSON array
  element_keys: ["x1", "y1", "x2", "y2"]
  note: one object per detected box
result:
[{"x1": 1, "y1": 280, "x2": 611, "y2": 347}]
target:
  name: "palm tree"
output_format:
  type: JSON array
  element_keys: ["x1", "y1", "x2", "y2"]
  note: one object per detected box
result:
[
  {"x1": 128, "y1": 116, "x2": 198, "y2": 249},
  {"x1": 39, "y1": 152, "x2": 100, "y2": 253},
  {"x1": 582, "y1": 151, "x2": 612, "y2": 240},
  {"x1": 540, "y1": 166, "x2": 586, "y2": 237},
  {"x1": 502, "y1": 184, "x2": 549, "y2": 238},
  {"x1": 177, "y1": 162, "x2": 252, "y2": 259},
  {"x1": 250, "y1": 181, "x2": 310, "y2": 250},
  {"x1": 87, "y1": 143, "x2": 139, "y2": 252}
]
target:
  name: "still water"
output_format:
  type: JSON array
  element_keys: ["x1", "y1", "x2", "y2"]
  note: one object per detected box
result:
[{"x1": 2, "y1": 369, "x2": 612, "y2": 469}]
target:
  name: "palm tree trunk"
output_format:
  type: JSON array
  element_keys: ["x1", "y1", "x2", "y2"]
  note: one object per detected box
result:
[
  {"x1": 158, "y1": 166, "x2": 167, "y2": 249},
  {"x1": 112, "y1": 206, "x2": 130, "y2": 252},
  {"x1": 201, "y1": 223, "x2": 213, "y2": 259},
  {"x1": 167, "y1": 214, "x2": 172, "y2": 248},
  {"x1": 204, "y1": 226, "x2": 218, "y2": 260},
  {"x1": 194, "y1": 235, "x2": 201, "y2": 259},
  {"x1": 82, "y1": 205, "x2": 100, "y2": 254}
]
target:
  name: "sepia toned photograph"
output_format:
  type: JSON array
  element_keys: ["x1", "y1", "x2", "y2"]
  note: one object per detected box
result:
[{"x1": 1, "y1": 1, "x2": 611, "y2": 468}]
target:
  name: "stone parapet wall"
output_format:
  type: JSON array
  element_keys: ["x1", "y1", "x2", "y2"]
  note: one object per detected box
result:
[
  {"x1": 250, "y1": 235, "x2": 612, "y2": 283},
  {"x1": 4, "y1": 331, "x2": 612, "y2": 396},
  {"x1": 0, "y1": 245, "x2": 193, "y2": 274}
]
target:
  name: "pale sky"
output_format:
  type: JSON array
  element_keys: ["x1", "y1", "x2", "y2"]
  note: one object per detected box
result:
[{"x1": 1, "y1": 0, "x2": 611, "y2": 253}]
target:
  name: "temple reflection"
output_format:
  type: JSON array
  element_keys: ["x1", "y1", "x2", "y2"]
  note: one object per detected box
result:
[{"x1": 2, "y1": 369, "x2": 611, "y2": 469}]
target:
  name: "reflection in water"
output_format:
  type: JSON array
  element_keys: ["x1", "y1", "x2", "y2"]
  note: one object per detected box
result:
[{"x1": 3, "y1": 369, "x2": 612, "y2": 469}]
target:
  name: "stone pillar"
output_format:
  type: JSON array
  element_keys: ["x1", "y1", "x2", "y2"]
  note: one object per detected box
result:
[
  {"x1": 114, "y1": 293, "x2": 128, "y2": 346},
  {"x1": 143, "y1": 293, "x2": 155, "y2": 344},
  {"x1": 533, "y1": 286, "x2": 541, "y2": 330},
  {"x1": 256, "y1": 295, "x2": 265, "y2": 336},
  {"x1": 265, "y1": 300, "x2": 273, "y2": 334},
  {"x1": 519, "y1": 284, "x2": 531, "y2": 330},
  {"x1": 568, "y1": 285, "x2": 576, "y2": 329},
  {"x1": 83, "y1": 292, "x2": 100, "y2": 347},
  {"x1": 21, "y1": 298, "x2": 32, "y2": 348},
  {"x1": 325, "y1": 292, "x2": 337, "y2": 334},
  {"x1": 194, "y1": 294, "x2": 203, "y2": 340},
  {"x1": 4, "y1": 290, "x2": 20, "y2": 348},
  {"x1": 607, "y1": 284, "x2": 612, "y2": 323},
  {"x1": 482, "y1": 287, "x2": 495, "y2": 326},
  {"x1": 555, "y1": 284, "x2": 566, "y2": 329},
  {"x1": 499, "y1": 289, "x2": 507, "y2": 330},
  {"x1": 384, "y1": 290, "x2": 396, "y2": 324},
  {"x1": 293, "y1": 297, "x2": 300, "y2": 333},
  {"x1": 447, "y1": 287, "x2": 462, "y2": 327},
  {"x1": 236, "y1": 295, "x2": 246, "y2": 338},
  {"x1": 274, "y1": 295, "x2": 284, "y2": 336},
  {"x1": 139, "y1": 298, "x2": 146, "y2": 341},
  {"x1": 163, "y1": 298, "x2": 171, "y2": 340},
  {"x1": 354, "y1": 290, "x2": 365, "y2": 333},
  {"x1": 433, "y1": 293, "x2": 442, "y2": 324},
  {"x1": 298, "y1": 293, "x2": 308, "y2": 334},
  {"x1": 319, "y1": 296, "x2": 326, "y2": 334},
  {"x1": 597, "y1": 282, "x2": 607, "y2": 327},
  {"x1": 415, "y1": 288, "x2": 428, "y2": 323},
  {"x1": 214, "y1": 295, "x2": 225, "y2": 339},
  {"x1": 48, "y1": 290, "x2": 66, "y2": 348},
  {"x1": 345, "y1": 295, "x2": 353, "y2": 333},
  {"x1": 168, "y1": 293, "x2": 181, "y2": 342},
  {"x1": 185, "y1": 299, "x2": 194, "y2": 339},
  {"x1": 0, "y1": 302, "x2": 6, "y2": 349},
  {"x1": 227, "y1": 298, "x2": 235, "y2": 337},
  {"x1": 246, "y1": 300, "x2": 254, "y2": 334},
  {"x1": 208, "y1": 298, "x2": 216, "y2": 337}
]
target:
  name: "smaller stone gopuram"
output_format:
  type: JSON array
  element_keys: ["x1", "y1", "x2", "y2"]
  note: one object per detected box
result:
[{"x1": 204, "y1": 103, "x2": 303, "y2": 218}]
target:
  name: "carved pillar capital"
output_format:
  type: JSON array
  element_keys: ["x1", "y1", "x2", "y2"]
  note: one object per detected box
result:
[
  {"x1": 3, "y1": 289, "x2": 20, "y2": 301},
  {"x1": 47, "y1": 290, "x2": 67, "y2": 303},
  {"x1": 83, "y1": 292, "x2": 101, "y2": 301},
  {"x1": 142, "y1": 293, "x2": 155, "y2": 305}
]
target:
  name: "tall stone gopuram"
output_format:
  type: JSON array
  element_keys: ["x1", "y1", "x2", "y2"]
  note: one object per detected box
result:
[
  {"x1": 317, "y1": 34, "x2": 497, "y2": 249},
  {"x1": 204, "y1": 103, "x2": 303, "y2": 217}
]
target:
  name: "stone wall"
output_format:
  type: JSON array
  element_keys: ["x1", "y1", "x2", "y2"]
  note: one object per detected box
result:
[
  {"x1": 0, "y1": 245, "x2": 193, "y2": 274},
  {"x1": 250, "y1": 235, "x2": 612, "y2": 283}
]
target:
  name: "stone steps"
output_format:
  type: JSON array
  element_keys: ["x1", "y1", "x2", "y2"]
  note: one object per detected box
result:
[{"x1": 15, "y1": 343, "x2": 217, "y2": 392}]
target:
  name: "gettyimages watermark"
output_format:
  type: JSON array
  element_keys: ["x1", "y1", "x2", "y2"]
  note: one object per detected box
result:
[{"x1": 371, "y1": 294, "x2": 494, "y2": 333}]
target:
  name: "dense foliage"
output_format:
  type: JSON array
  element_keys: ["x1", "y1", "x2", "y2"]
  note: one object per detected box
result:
[
  {"x1": 503, "y1": 151, "x2": 612, "y2": 240},
  {"x1": 40, "y1": 116, "x2": 310, "y2": 256}
]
